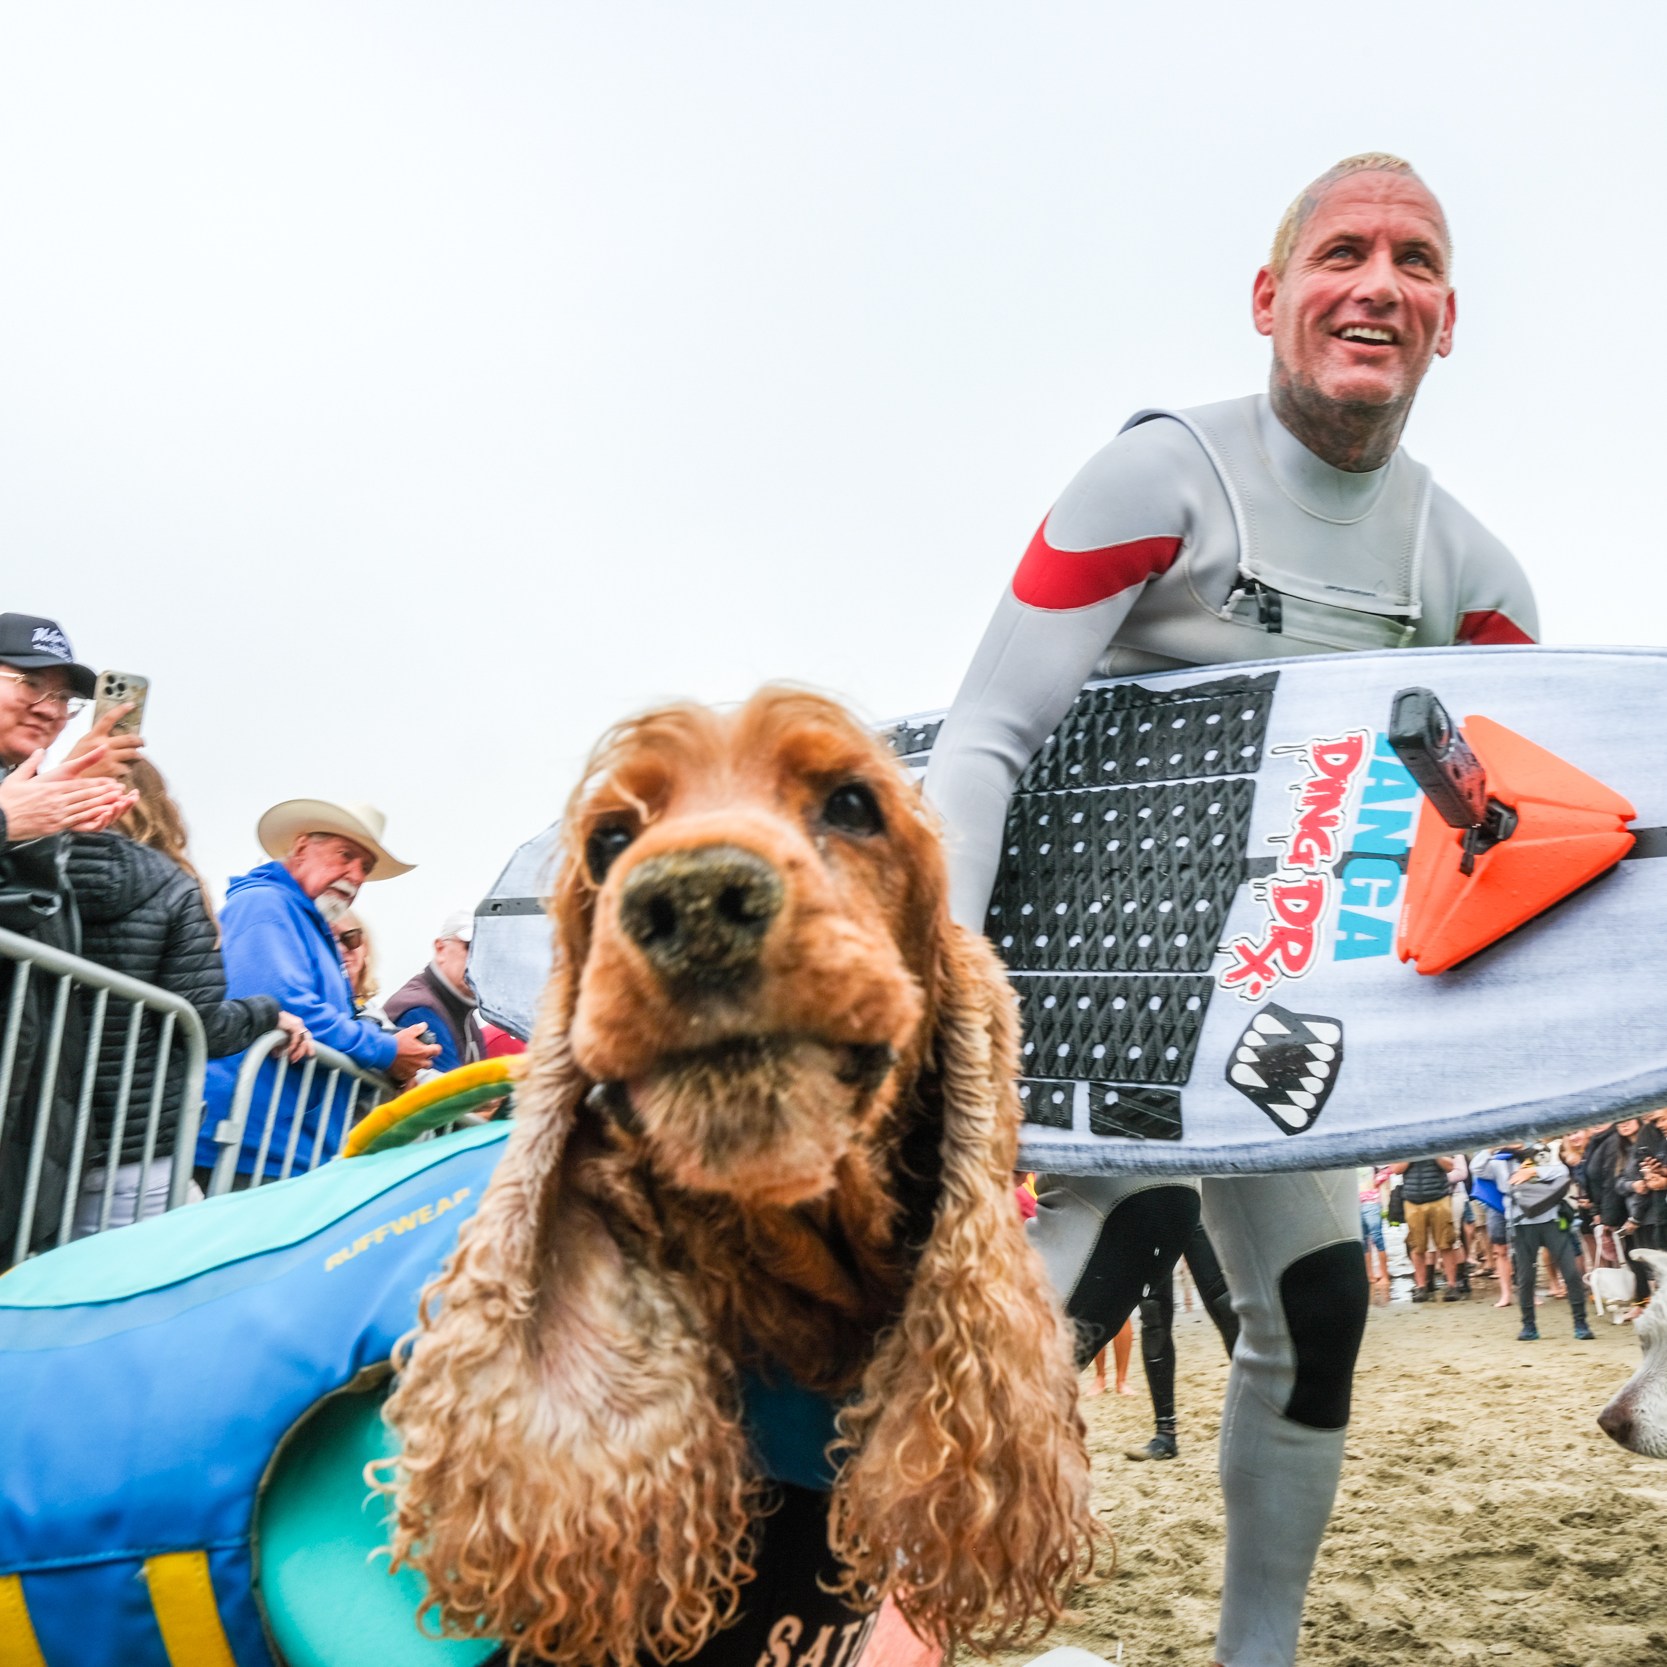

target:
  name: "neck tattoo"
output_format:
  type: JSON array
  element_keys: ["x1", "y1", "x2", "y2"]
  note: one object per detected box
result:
[{"x1": 1269, "y1": 364, "x2": 1410, "y2": 474}]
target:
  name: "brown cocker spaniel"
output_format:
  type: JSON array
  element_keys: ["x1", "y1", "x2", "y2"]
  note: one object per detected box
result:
[{"x1": 381, "y1": 688, "x2": 1099, "y2": 1663}]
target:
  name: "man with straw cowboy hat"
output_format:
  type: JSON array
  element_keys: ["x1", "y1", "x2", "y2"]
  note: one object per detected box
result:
[{"x1": 193, "y1": 797, "x2": 439, "y2": 1189}]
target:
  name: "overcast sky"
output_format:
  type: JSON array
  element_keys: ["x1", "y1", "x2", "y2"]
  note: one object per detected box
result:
[{"x1": 2, "y1": 2, "x2": 1662, "y2": 987}]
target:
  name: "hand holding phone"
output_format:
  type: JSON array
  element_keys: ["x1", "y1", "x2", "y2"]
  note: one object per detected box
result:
[
  {"x1": 92, "y1": 671, "x2": 148, "y2": 737},
  {"x1": 66, "y1": 671, "x2": 150, "y2": 777}
]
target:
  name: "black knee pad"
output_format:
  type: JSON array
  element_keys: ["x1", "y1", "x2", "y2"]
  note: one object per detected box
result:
[{"x1": 1278, "y1": 1241, "x2": 1369, "y2": 1430}]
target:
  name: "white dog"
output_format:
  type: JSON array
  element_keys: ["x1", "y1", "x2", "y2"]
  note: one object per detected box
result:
[
  {"x1": 1598, "y1": 1247, "x2": 1667, "y2": 1456},
  {"x1": 1586, "y1": 1226, "x2": 1642, "y2": 1322}
]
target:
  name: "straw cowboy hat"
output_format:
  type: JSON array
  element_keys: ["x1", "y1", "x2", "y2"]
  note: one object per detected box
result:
[{"x1": 255, "y1": 799, "x2": 414, "y2": 881}]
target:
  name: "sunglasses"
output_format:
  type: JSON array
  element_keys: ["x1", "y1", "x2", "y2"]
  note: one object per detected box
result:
[
  {"x1": 0, "y1": 670, "x2": 87, "y2": 716},
  {"x1": 336, "y1": 929, "x2": 365, "y2": 951}
]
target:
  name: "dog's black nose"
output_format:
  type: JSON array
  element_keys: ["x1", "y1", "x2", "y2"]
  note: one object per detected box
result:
[{"x1": 619, "y1": 845, "x2": 784, "y2": 986}]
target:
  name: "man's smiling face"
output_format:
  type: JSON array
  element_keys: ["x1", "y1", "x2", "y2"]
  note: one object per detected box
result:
[{"x1": 1254, "y1": 170, "x2": 1455, "y2": 418}]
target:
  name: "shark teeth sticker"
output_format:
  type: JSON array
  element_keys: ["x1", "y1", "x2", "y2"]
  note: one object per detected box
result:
[{"x1": 1225, "y1": 1002, "x2": 1343, "y2": 1135}]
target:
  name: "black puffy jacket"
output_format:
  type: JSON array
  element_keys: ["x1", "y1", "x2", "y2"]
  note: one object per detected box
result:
[
  {"x1": 65, "y1": 834, "x2": 280, "y2": 1164},
  {"x1": 1401, "y1": 1158, "x2": 1451, "y2": 1206}
]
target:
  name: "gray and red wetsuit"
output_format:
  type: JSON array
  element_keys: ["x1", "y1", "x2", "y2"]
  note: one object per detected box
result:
[{"x1": 925, "y1": 391, "x2": 1536, "y2": 1667}]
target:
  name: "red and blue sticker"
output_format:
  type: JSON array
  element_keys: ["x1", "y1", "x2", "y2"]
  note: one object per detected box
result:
[{"x1": 1218, "y1": 731, "x2": 1418, "y2": 999}]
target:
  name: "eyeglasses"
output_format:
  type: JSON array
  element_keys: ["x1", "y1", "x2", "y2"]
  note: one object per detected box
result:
[
  {"x1": 0, "y1": 670, "x2": 87, "y2": 717},
  {"x1": 336, "y1": 928, "x2": 365, "y2": 951}
]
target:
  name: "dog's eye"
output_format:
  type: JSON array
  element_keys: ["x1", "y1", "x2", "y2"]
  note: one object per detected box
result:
[
  {"x1": 822, "y1": 782, "x2": 885, "y2": 838},
  {"x1": 586, "y1": 823, "x2": 635, "y2": 883}
]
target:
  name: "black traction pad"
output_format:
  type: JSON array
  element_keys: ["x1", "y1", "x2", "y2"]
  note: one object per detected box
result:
[
  {"x1": 1017, "y1": 1080, "x2": 1184, "y2": 1141},
  {"x1": 983, "y1": 672, "x2": 1276, "y2": 1143}
]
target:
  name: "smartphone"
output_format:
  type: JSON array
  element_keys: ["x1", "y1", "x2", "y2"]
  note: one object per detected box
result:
[{"x1": 92, "y1": 671, "x2": 149, "y2": 736}]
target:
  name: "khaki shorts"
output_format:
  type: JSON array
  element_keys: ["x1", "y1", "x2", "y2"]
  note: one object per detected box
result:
[{"x1": 1404, "y1": 1197, "x2": 1456, "y2": 1253}]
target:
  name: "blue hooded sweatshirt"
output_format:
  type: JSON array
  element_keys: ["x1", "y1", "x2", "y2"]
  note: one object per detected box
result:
[{"x1": 196, "y1": 862, "x2": 400, "y2": 1178}]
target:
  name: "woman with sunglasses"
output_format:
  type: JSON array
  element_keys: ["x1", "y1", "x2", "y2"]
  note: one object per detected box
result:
[{"x1": 330, "y1": 911, "x2": 391, "y2": 1026}]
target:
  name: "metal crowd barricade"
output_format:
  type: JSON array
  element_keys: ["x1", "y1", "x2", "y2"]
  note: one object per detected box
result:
[
  {"x1": 205, "y1": 1030, "x2": 396, "y2": 1195},
  {"x1": 0, "y1": 921, "x2": 209, "y2": 1265}
]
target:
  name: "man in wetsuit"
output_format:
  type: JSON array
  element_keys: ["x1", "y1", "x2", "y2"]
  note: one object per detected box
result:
[{"x1": 925, "y1": 153, "x2": 1536, "y2": 1667}]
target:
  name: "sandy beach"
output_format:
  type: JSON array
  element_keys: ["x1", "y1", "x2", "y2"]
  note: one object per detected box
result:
[{"x1": 1016, "y1": 1283, "x2": 1665, "y2": 1667}]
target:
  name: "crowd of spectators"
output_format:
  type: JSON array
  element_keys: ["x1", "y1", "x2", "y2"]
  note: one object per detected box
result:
[
  {"x1": 0, "y1": 610, "x2": 504, "y2": 1262},
  {"x1": 1361, "y1": 1113, "x2": 1667, "y2": 1339}
]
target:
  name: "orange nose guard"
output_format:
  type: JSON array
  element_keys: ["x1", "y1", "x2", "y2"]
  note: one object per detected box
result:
[{"x1": 1395, "y1": 711, "x2": 1635, "y2": 975}]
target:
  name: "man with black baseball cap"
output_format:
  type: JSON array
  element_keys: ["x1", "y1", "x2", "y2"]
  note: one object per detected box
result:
[
  {"x1": 0, "y1": 611, "x2": 133, "y2": 1262},
  {"x1": 0, "y1": 613, "x2": 133, "y2": 846},
  {"x1": 0, "y1": 611, "x2": 136, "y2": 843}
]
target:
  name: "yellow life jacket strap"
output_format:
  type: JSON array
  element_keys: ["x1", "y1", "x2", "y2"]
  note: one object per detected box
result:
[
  {"x1": 0, "y1": 1575, "x2": 47, "y2": 1667},
  {"x1": 144, "y1": 1552, "x2": 239, "y2": 1667}
]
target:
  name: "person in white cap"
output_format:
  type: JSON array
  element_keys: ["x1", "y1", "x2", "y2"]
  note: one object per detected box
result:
[
  {"x1": 383, "y1": 908, "x2": 484, "y2": 1075},
  {"x1": 192, "y1": 799, "x2": 440, "y2": 1188}
]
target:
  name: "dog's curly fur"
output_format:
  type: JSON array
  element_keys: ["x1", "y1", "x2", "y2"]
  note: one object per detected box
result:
[{"x1": 378, "y1": 688, "x2": 1100, "y2": 1663}]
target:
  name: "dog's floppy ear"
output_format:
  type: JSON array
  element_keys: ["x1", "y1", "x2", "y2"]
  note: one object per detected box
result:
[
  {"x1": 828, "y1": 921, "x2": 1101, "y2": 1651},
  {"x1": 378, "y1": 963, "x2": 761, "y2": 1664}
]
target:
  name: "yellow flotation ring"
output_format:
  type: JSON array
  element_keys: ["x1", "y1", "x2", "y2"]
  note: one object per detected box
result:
[{"x1": 341, "y1": 1058, "x2": 518, "y2": 1159}]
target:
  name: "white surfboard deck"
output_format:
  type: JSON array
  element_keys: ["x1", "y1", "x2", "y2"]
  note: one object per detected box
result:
[{"x1": 473, "y1": 646, "x2": 1667, "y2": 1176}]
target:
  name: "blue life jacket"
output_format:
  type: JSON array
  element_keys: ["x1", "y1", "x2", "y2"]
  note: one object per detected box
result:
[{"x1": 0, "y1": 1124, "x2": 839, "y2": 1666}]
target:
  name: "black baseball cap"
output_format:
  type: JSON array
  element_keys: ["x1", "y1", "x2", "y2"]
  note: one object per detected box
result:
[{"x1": 0, "y1": 614, "x2": 96, "y2": 697}]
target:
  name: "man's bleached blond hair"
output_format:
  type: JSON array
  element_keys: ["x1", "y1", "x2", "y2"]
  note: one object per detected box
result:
[{"x1": 1269, "y1": 152, "x2": 1450, "y2": 276}]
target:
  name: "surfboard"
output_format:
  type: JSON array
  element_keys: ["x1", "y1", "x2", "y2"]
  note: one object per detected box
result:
[{"x1": 472, "y1": 646, "x2": 1667, "y2": 1176}]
